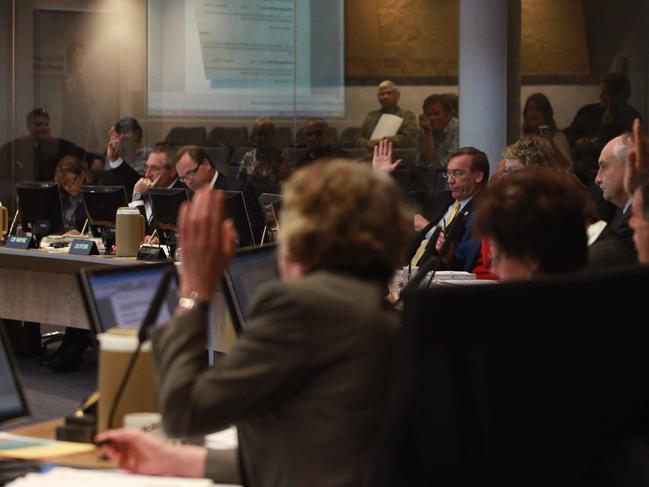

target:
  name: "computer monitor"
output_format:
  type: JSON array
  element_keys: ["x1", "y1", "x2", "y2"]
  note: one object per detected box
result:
[
  {"x1": 222, "y1": 244, "x2": 279, "y2": 334},
  {"x1": 15, "y1": 182, "x2": 65, "y2": 243},
  {"x1": 80, "y1": 185, "x2": 128, "y2": 249},
  {"x1": 0, "y1": 326, "x2": 29, "y2": 425},
  {"x1": 372, "y1": 265, "x2": 649, "y2": 487},
  {"x1": 78, "y1": 262, "x2": 178, "y2": 334},
  {"x1": 222, "y1": 190, "x2": 255, "y2": 248},
  {"x1": 148, "y1": 188, "x2": 190, "y2": 251}
]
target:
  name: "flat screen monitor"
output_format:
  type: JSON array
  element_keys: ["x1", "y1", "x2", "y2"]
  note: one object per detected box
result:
[
  {"x1": 0, "y1": 326, "x2": 30, "y2": 425},
  {"x1": 222, "y1": 244, "x2": 279, "y2": 334},
  {"x1": 15, "y1": 182, "x2": 65, "y2": 239},
  {"x1": 80, "y1": 186, "x2": 128, "y2": 228},
  {"x1": 148, "y1": 188, "x2": 190, "y2": 232},
  {"x1": 221, "y1": 190, "x2": 255, "y2": 248},
  {"x1": 78, "y1": 262, "x2": 178, "y2": 334},
  {"x1": 373, "y1": 265, "x2": 649, "y2": 487}
]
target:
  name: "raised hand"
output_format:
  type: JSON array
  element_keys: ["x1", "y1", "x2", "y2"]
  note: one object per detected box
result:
[{"x1": 372, "y1": 139, "x2": 402, "y2": 173}]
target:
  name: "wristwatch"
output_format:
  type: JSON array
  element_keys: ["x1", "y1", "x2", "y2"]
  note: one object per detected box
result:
[
  {"x1": 177, "y1": 291, "x2": 208, "y2": 311},
  {"x1": 132, "y1": 192, "x2": 143, "y2": 201}
]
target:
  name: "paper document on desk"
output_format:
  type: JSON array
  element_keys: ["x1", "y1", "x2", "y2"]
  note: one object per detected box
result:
[
  {"x1": 370, "y1": 114, "x2": 403, "y2": 140},
  {"x1": 0, "y1": 433, "x2": 94, "y2": 460},
  {"x1": 6, "y1": 467, "x2": 229, "y2": 486}
]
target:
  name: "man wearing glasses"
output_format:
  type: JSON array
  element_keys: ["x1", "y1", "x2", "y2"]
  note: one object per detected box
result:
[
  {"x1": 128, "y1": 143, "x2": 186, "y2": 232},
  {"x1": 409, "y1": 147, "x2": 489, "y2": 270},
  {"x1": 175, "y1": 145, "x2": 265, "y2": 245}
]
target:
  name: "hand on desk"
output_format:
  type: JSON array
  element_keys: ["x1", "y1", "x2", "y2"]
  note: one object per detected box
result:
[{"x1": 96, "y1": 429, "x2": 206, "y2": 478}]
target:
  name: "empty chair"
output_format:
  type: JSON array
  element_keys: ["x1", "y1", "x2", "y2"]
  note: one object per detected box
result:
[
  {"x1": 274, "y1": 126, "x2": 294, "y2": 148},
  {"x1": 339, "y1": 127, "x2": 361, "y2": 147},
  {"x1": 199, "y1": 145, "x2": 232, "y2": 168},
  {"x1": 207, "y1": 126, "x2": 249, "y2": 149},
  {"x1": 164, "y1": 127, "x2": 207, "y2": 146},
  {"x1": 295, "y1": 126, "x2": 338, "y2": 147}
]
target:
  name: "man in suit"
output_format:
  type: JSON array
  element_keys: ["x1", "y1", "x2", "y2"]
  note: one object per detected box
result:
[
  {"x1": 128, "y1": 143, "x2": 186, "y2": 233},
  {"x1": 408, "y1": 147, "x2": 489, "y2": 270},
  {"x1": 97, "y1": 160, "x2": 412, "y2": 487},
  {"x1": 589, "y1": 133, "x2": 638, "y2": 266},
  {"x1": 175, "y1": 144, "x2": 264, "y2": 246},
  {"x1": 101, "y1": 118, "x2": 146, "y2": 196}
]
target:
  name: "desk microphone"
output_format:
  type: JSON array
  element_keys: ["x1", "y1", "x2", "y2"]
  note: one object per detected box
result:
[{"x1": 397, "y1": 255, "x2": 443, "y2": 304}]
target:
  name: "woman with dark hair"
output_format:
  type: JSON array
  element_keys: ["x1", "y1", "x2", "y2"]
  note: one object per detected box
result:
[
  {"x1": 475, "y1": 166, "x2": 588, "y2": 280},
  {"x1": 522, "y1": 93, "x2": 572, "y2": 168}
]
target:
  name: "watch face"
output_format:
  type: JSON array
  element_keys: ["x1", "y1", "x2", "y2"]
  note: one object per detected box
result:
[{"x1": 133, "y1": 192, "x2": 142, "y2": 201}]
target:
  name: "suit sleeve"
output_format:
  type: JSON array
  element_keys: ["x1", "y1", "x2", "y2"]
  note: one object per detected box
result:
[{"x1": 151, "y1": 283, "x2": 309, "y2": 437}]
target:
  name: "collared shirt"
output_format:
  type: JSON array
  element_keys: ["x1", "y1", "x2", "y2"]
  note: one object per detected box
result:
[{"x1": 623, "y1": 197, "x2": 632, "y2": 215}]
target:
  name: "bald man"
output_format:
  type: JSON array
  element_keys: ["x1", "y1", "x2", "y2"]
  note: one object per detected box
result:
[
  {"x1": 355, "y1": 80, "x2": 417, "y2": 150},
  {"x1": 589, "y1": 134, "x2": 638, "y2": 266}
]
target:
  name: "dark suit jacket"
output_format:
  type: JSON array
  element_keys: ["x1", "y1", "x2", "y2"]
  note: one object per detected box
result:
[
  {"x1": 213, "y1": 173, "x2": 265, "y2": 246},
  {"x1": 408, "y1": 190, "x2": 480, "y2": 269},
  {"x1": 152, "y1": 271, "x2": 400, "y2": 487},
  {"x1": 588, "y1": 207, "x2": 638, "y2": 268},
  {"x1": 109, "y1": 160, "x2": 140, "y2": 198},
  {"x1": 130, "y1": 178, "x2": 188, "y2": 234}
]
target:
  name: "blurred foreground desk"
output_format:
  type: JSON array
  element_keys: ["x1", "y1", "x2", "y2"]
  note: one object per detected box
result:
[{"x1": 0, "y1": 247, "x2": 140, "y2": 329}]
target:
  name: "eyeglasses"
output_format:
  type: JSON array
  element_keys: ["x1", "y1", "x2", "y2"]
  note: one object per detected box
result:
[
  {"x1": 179, "y1": 163, "x2": 201, "y2": 183},
  {"x1": 442, "y1": 169, "x2": 466, "y2": 180}
]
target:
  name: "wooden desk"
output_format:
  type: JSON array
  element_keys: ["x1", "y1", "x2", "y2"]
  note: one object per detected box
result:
[
  {"x1": 8, "y1": 418, "x2": 114, "y2": 469},
  {"x1": 0, "y1": 247, "x2": 141, "y2": 329}
]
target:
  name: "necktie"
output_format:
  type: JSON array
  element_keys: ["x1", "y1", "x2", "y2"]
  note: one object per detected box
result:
[
  {"x1": 410, "y1": 238, "x2": 429, "y2": 267},
  {"x1": 445, "y1": 200, "x2": 461, "y2": 227}
]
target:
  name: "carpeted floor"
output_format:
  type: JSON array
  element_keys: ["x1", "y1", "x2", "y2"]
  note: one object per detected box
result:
[{"x1": 1, "y1": 351, "x2": 97, "y2": 430}]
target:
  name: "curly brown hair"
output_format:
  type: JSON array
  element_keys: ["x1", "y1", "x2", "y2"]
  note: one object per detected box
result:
[
  {"x1": 502, "y1": 134, "x2": 557, "y2": 168},
  {"x1": 475, "y1": 166, "x2": 587, "y2": 275},
  {"x1": 280, "y1": 159, "x2": 412, "y2": 285}
]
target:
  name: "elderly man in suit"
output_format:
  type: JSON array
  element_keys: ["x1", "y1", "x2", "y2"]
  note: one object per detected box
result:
[
  {"x1": 589, "y1": 133, "x2": 638, "y2": 266},
  {"x1": 408, "y1": 147, "x2": 490, "y2": 270}
]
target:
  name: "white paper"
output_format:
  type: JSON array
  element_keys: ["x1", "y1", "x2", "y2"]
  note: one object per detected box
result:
[
  {"x1": 370, "y1": 114, "x2": 404, "y2": 140},
  {"x1": 6, "y1": 466, "x2": 234, "y2": 487}
]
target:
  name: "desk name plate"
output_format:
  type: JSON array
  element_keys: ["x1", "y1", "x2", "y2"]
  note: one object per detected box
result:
[
  {"x1": 69, "y1": 239, "x2": 99, "y2": 255},
  {"x1": 5, "y1": 235, "x2": 37, "y2": 249}
]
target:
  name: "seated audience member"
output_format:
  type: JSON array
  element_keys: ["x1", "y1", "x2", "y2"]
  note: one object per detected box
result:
[
  {"x1": 176, "y1": 145, "x2": 264, "y2": 243},
  {"x1": 416, "y1": 94, "x2": 459, "y2": 170},
  {"x1": 566, "y1": 72, "x2": 642, "y2": 149},
  {"x1": 408, "y1": 147, "x2": 489, "y2": 270},
  {"x1": 589, "y1": 133, "x2": 638, "y2": 267},
  {"x1": 98, "y1": 118, "x2": 147, "y2": 196},
  {"x1": 128, "y1": 143, "x2": 186, "y2": 232},
  {"x1": 522, "y1": 93, "x2": 572, "y2": 168},
  {"x1": 237, "y1": 117, "x2": 291, "y2": 193},
  {"x1": 98, "y1": 159, "x2": 412, "y2": 486},
  {"x1": 355, "y1": 80, "x2": 417, "y2": 150},
  {"x1": 0, "y1": 108, "x2": 97, "y2": 182},
  {"x1": 475, "y1": 166, "x2": 588, "y2": 280},
  {"x1": 295, "y1": 118, "x2": 347, "y2": 167}
]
